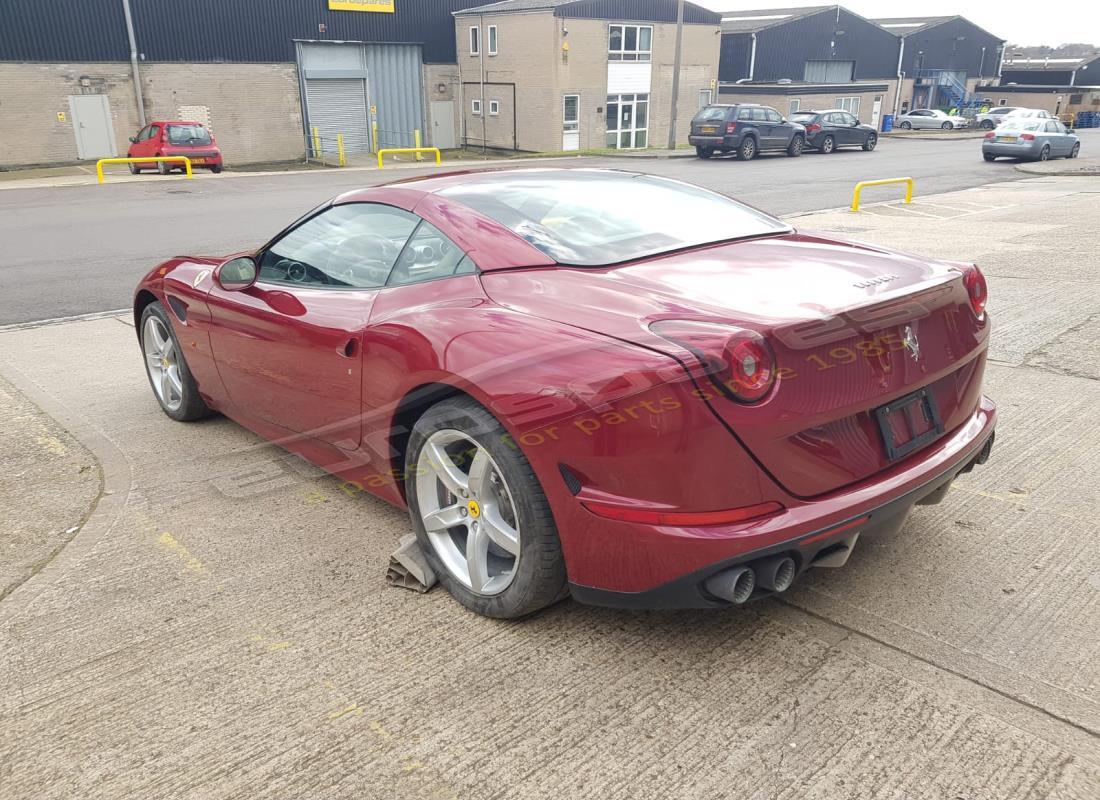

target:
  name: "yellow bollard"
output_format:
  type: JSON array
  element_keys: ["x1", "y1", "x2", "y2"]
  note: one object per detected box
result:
[
  {"x1": 311, "y1": 127, "x2": 321, "y2": 160},
  {"x1": 850, "y1": 177, "x2": 914, "y2": 212},
  {"x1": 371, "y1": 121, "x2": 379, "y2": 154},
  {"x1": 414, "y1": 129, "x2": 423, "y2": 161},
  {"x1": 336, "y1": 133, "x2": 346, "y2": 167}
]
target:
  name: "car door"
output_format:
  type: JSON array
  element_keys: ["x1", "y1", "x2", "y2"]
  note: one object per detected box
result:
[
  {"x1": 205, "y1": 202, "x2": 420, "y2": 449},
  {"x1": 139, "y1": 124, "x2": 161, "y2": 167},
  {"x1": 1046, "y1": 120, "x2": 1071, "y2": 155},
  {"x1": 911, "y1": 111, "x2": 932, "y2": 129},
  {"x1": 841, "y1": 112, "x2": 863, "y2": 145},
  {"x1": 763, "y1": 107, "x2": 786, "y2": 148}
]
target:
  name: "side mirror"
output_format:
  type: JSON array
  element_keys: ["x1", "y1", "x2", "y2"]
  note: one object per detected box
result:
[
  {"x1": 215, "y1": 256, "x2": 258, "y2": 291},
  {"x1": 128, "y1": 136, "x2": 137, "y2": 143}
]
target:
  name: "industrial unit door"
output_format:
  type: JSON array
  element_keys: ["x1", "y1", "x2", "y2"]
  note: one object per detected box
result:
[
  {"x1": 803, "y1": 61, "x2": 855, "y2": 83},
  {"x1": 304, "y1": 79, "x2": 372, "y2": 154}
]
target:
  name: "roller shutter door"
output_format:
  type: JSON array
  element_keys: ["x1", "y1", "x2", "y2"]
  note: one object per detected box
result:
[{"x1": 304, "y1": 78, "x2": 372, "y2": 154}]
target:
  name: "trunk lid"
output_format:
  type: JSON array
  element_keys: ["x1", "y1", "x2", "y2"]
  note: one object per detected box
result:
[{"x1": 481, "y1": 231, "x2": 989, "y2": 497}]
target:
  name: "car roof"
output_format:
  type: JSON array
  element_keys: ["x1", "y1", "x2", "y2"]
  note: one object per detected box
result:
[{"x1": 148, "y1": 120, "x2": 207, "y2": 126}]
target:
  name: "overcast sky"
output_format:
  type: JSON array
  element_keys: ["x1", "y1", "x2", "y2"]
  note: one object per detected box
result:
[{"x1": 694, "y1": 1, "x2": 1100, "y2": 47}]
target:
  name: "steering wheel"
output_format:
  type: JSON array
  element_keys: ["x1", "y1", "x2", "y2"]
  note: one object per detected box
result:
[{"x1": 324, "y1": 233, "x2": 398, "y2": 285}]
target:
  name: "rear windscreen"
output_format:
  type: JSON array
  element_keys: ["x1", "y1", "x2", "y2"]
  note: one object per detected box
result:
[
  {"x1": 692, "y1": 106, "x2": 729, "y2": 123},
  {"x1": 438, "y1": 171, "x2": 790, "y2": 267},
  {"x1": 166, "y1": 124, "x2": 212, "y2": 145}
]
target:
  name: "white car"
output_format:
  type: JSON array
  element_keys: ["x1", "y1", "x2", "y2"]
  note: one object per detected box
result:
[
  {"x1": 895, "y1": 109, "x2": 970, "y2": 130},
  {"x1": 974, "y1": 107, "x2": 1020, "y2": 129},
  {"x1": 999, "y1": 108, "x2": 1053, "y2": 126}
]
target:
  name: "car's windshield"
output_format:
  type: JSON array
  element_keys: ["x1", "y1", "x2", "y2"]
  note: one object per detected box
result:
[
  {"x1": 693, "y1": 106, "x2": 729, "y2": 123},
  {"x1": 166, "y1": 124, "x2": 212, "y2": 145},
  {"x1": 438, "y1": 171, "x2": 790, "y2": 267},
  {"x1": 999, "y1": 119, "x2": 1043, "y2": 131}
]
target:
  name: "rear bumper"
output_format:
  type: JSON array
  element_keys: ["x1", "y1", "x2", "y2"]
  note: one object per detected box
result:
[
  {"x1": 982, "y1": 141, "x2": 1041, "y2": 158},
  {"x1": 689, "y1": 134, "x2": 735, "y2": 149},
  {"x1": 568, "y1": 396, "x2": 996, "y2": 608}
]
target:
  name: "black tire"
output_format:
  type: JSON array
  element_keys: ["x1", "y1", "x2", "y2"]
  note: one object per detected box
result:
[
  {"x1": 983, "y1": 153, "x2": 997, "y2": 162},
  {"x1": 210, "y1": 164, "x2": 223, "y2": 173},
  {"x1": 138, "y1": 302, "x2": 213, "y2": 422},
  {"x1": 786, "y1": 135, "x2": 804, "y2": 157},
  {"x1": 1069, "y1": 142, "x2": 1080, "y2": 159},
  {"x1": 405, "y1": 397, "x2": 567, "y2": 619},
  {"x1": 862, "y1": 134, "x2": 877, "y2": 152},
  {"x1": 128, "y1": 162, "x2": 141, "y2": 175},
  {"x1": 899, "y1": 120, "x2": 912, "y2": 130},
  {"x1": 736, "y1": 136, "x2": 757, "y2": 161},
  {"x1": 820, "y1": 135, "x2": 835, "y2": 154},
  {"x1": 695, "y1": 146, "x2": 714, "y2": 159},
  {"x1": 941, "y1": 121, "x2": 952, "y2": 130},
  {"x1": 980, "y1": 120, "x2": 995, "y2": 130},
  {"x1": 1038, "y1": 145, "x2": 1051, "y2": 162},
  {"x1": 157, "y1": 158, "x2": 170, "y2": 176}
]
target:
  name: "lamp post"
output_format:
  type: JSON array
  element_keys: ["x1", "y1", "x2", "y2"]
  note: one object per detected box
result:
[{"x1": 667, "y1": 0, "x2": 685, "y2": 150}]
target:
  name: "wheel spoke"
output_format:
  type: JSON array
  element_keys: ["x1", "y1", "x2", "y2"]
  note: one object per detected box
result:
[
  {"x1": 159, "y1": 369, "x2": 174, "y2": 403},
  {"x1": 481, "y1": 505, "x2": 520, "y2": 557},
  {"x1": 425, "y1": 441, "x2": 468, "y2": 496},
  {"x1": 422, "y1": 504, "x2": 466, "y2": 533},
  {"x1": 467, "y1": 447, "x2": 491, "y2": 497},
  {"x1": 465, "y1": 524, "x2": 491, "y2": 593},
  {"x1": 146, "y1": 353, "x2": 162, "y2": 371},
  {"x1": 166, "y1": 365, "x2": 183, "y2": 396},
  {"x1": 149, "y1": 321, "x2": 167, "y2": 353}
]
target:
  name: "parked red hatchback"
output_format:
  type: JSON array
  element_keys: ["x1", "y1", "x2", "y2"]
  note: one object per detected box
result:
[
  {"x1": 127, "y1": 120, "x2": 223, "y2": 174},
  {"x1": 133, "y1": 169, "x2": 995, "y2": 618}
]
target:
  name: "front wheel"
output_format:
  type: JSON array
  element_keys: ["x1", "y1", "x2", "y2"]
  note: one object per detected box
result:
[
  {"x1": 406, "y1": 397, "x2": 567, "y2": 619},
  {"x1": 862, "y1": 134, "x2": 877, "y2": 152},
  {"x1": 139, "y1": 302, "x2": 212, "y2": 422},
  {"x1": 941, "y1": 121, "x2": 952, "y2": 130},
  {"x1": 695, "y1": 146, "x2": 714, "y2": 159},
  {"x1": 786, "y1": 136, "x2": 804, "y2": 157},
  {"x1": 128, "y1": 162, "x2": 141, "y2": 175},
  {"x1": 736, "y1": 137, "x2": 757, "y2": 161},
  {"x1": 1069, "y1": 142, "x2": 1080, "y2": 159},
  {"x1": 157, "y1": 159, "x2": 170, "y2": 176},
  {"x1": 820, "y1": 135, "x2": 835, "y2": 154}
]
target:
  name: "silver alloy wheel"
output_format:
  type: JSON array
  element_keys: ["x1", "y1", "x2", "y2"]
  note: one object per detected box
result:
[
  {"x1": 415, "y1": 429, "x2": 521, "y2": 596},
  {"x1": 741, "y1": 139, "x2": 755, "y2": 159},
  {"x1": 143, "y1": 316, "x2": 184, "y2": 411}
]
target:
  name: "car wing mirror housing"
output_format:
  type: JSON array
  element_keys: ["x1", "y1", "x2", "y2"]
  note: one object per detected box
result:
[
  {"x1": 214, "y1": 255, "x2": 258, "y2": 291},
  {"x1": 128, "y1": 136, "x2": 137, "y2": 143}
]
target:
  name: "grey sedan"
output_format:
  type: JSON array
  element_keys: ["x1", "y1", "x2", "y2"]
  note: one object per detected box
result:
[
  {"x1": 974, "y1": 106, "x2": 1020, "y2": 129},
  {"x1": 895, "y1": 109, "x2": 969, "y2": 130},
  {"x1": 982, "y1": 118, "x2": 1080, "y2": 162}
]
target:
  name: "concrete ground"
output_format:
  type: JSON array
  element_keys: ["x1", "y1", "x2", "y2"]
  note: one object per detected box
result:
[
  {"x1": 4, "y1": 129, "x2": 1098, "y2": 325},
  {"x1": 1, "y1": 176, "x2": 1098, "y2": 798}
]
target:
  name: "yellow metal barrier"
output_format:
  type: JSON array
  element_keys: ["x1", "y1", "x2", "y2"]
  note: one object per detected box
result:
[
  {"x1": 376, "y1": 147, "x2": 442, "y2": 168},
  {"x1": 414, "y1": 129, "x2": 423, "y2": 162},
  {"x1": 850, "y1": 177, "x2": 914, "y2": 212},
  {"x1": 311, "y1": 127, "x2": 322, "y2": 160},
  {"x1": 96, "y1": 157, "x2": 193, "y2": 184}
]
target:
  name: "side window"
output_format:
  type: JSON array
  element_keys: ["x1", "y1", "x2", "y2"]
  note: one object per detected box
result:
[
  {"x1": 387, "y1": 220, "x2": 468, "y2": 286},
  {"x1": 738, "y1": 107, "x2": 754, "y2": 121},
  {"x1": 764, "y1": 108, "x2": 781, "y2": 123},
  {"x1": 259, "y1": 204, "x2": 418, "y2": 289},
  {"x1": 751, "y1": 108, "x2": 769, "y2": 122},
  {"x1": 843, "y1": 113, "x2": 858, "y2": 125},
  {"x1": 1044, "y1": 120, "x2": 1059, "y2": 133},
  {"x1": 148, "y1": 124, "x2": 160, "y2": 140}
]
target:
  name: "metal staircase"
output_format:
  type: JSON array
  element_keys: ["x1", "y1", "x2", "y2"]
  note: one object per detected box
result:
[{"x1": 913, "y1": 69, "x2": 982, "y2": 110}]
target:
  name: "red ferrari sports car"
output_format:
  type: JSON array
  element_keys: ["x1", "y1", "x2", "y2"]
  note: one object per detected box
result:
[{"x1": 134, "y1": 169, "x2": 995, "y2": 618}]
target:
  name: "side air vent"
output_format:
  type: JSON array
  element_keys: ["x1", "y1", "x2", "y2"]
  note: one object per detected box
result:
[
  {"x1": 166, "y1": 295, "x2": 188, "y2": 323},
  {"x1": 558, "y1": 464, "x2": 582, "y2": 495}
]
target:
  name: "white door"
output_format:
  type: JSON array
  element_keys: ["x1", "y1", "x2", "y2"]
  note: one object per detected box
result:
[
  {"x1": 562, "y1": 94, "x2": 580, "y2": 151},
  {"x1": 68, "y1": 95, "x2": 117, "y2": 160},
  {"x1": 871, "y1": 95, "x2": 883, "y2": 129},
  {"x1": 430, "y1": 100, "x2": 456, "y2": 150}
]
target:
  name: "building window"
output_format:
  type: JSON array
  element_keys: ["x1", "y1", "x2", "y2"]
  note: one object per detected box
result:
[
  {"x1": 789, "y1": 98, "x2": 801, "y2": 114},
  {"x1": 608, "y1": 24, "x2": 652, "y2": 62},
  {"x1": 835, "y1": 96, "x2": 861, "y2": 116},
  {"x1": 698, "y1": 89, "x2": 712, "y2": 108},
  {"x1": 998, "y1": 98, "x2": 1007, "y2": 106},
  {"x1": 469, "y1": 26, "x2": 480, "y2": 56},
  {"x1": 487, "y1": 25, "x2": 497, "y2": 55},
  {"x1": 472, "y1": 98, "x2": 482, "y2": 115},
  {"x1": 606, "y1": 93, "x2": 648, "y2": 149},
  {"x1": 489, "y1": 100, "x2": 500, "y2": 116}
]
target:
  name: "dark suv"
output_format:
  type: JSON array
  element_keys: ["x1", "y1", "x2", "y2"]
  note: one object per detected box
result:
[
  {"x1": 789, "y1": 109, "x2": 878, "y2": 153},
  {"x1": 688, "y1": 104, "x2": 806, "y2": 160}
]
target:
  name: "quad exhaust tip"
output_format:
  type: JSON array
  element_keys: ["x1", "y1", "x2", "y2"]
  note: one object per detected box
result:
[
  {"x1": 704, "y1": 565, "x2": 756, "y2": 604},
  {"x1": 754, "y1": 555, "x2": 797, "y2": 593}
]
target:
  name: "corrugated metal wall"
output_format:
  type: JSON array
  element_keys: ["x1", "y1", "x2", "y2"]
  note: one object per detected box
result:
[
  {"x1": 751, "y1": 9, "x2": 900, "y2": 82},
  {"x1": 0, "y1": 0, "x2": 467, "y2": 63},
  {"x1": 899, "y1": 19, "x2": 1004, "y2": 78},
  {"x1": 556, "y1": 0, "x2": 720, "y2": 25},
  {"x1": 364, "y1": 44, "x2": 424, "y2": 149},
  {"x1": 999, "y1": 70, "x2": 1073, "y2": 86},
  {"x1": 719, "y1": 33, "x2": 753, "y2": 82}
]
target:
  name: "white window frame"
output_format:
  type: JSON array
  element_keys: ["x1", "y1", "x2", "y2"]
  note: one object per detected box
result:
[
  {"x1": 835, "y1": 96, "x2": 860, "y2": 116},
  {"x1": 471, "y1": 98, "x2": 482, "y2": 115},
  {"x1": 608, "y1": 24, "x2": 653, "y2": 62},
  {"x1": 998, "y1": 98, "x2": 1008, "y2": 106},
  {"x1": 489, "y1": 99, "x2": 500, "y2": 116},
  {"x1": 469, "y1": 26, "x2": 480, "y2": 56},
  {"x1": 563, "y1": 94, "x2": 580, "y2": 132},
  {"x1": 487, "y1": 24, "x2": 497, "y2": 56},
  {"x1": 789, "y1": 98, "x2": 801, "y2": 114}
]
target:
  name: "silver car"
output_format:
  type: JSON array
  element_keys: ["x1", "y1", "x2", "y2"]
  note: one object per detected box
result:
[
  {"x1": 895, "y1": 109, "x2": 970, "y2": 130},
  {"x1": 974, "y1": 106, "x2": 1020, "y2": 129},
  {"x1": 982, "y1": 118, "x2": 1080, "y2": 162}
]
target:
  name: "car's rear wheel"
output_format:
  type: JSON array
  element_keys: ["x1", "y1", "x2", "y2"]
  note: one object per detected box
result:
[
  {"x1": 820, "y1": 135, "x2": 835, "y2": 154},
  {"x1": 1038, "y1": 145, "x2": 1051, "y2": 161},
  {"x1": 736, "y1": 137, "x2": 757, "y2": 161},
  {"x1": 899, "y1": 120, "x2": 912, "y2": 130},
  {"x1": 406, "y1": 397, "x2": 566, "y2": 618},
  {"x1": 980, "y1": 120, "x2": 995, "y2": 130},
  {"x1": 862, "y1": 134, "x2": 877, "y2": 151},
  {"x1": 786, "y1": 135, "x2": 804, "y2": 157},
  {"x1": 1069, "y1": 142, "x2": 1080, "y2": 159},
  {"x1": 941, "y1": 121, "x2": 952, "y2": 130},
  {"x1": 983, "y1": 153, "x2": 997, "y2": 162},
  {"x1": 210, "y1": 164, "x2": 223, "y2": 173},
  {"x1": 139, "y1": 302, "x2": 212, "y2": 422},
  {"x1": 695, "y1": 146, "x2": 714, "y2": 159}
]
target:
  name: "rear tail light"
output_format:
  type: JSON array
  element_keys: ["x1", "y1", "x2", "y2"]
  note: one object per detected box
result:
[
  {"x1": 649, "y1": 320, "x2": 777, "y2": 403},
  {"x1": 961, "y1": 264, "x2": 987, "y2": 318},
  {"x1": 984, "y1": 131, "x2": 994, "y2": 139},
  {"x1": 1020, "y1": 133, "x2": 1036, "y2": 141},
  {"x1": 806, "y1": 123, "x2": 822, "y2": 134},
  {"x1": 726, "y1": 122, "x2": 737, "y2": 134}
]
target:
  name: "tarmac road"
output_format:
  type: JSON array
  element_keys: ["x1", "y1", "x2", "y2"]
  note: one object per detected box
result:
[{"x1": 4, "y1": 131, "x2": 1097, "y2": 326}]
